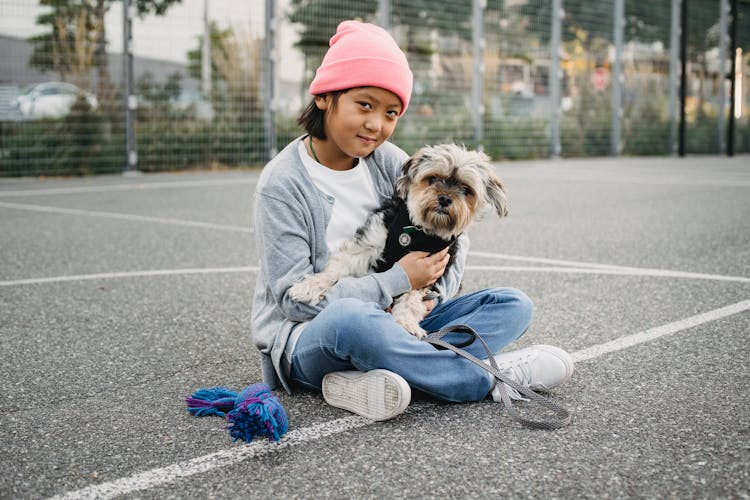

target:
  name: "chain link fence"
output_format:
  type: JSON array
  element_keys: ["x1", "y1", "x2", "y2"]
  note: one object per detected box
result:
[{"x1": 0, "y1": 0, "x2": 748, "y2": 177}]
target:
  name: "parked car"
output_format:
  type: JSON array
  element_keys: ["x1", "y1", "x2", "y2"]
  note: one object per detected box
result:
[{"x1": 12, "y1": 82, "x2": 98, "y2": 119}]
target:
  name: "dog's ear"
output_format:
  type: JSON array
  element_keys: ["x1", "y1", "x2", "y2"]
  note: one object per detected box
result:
[
  {"x1": 395, "y1": 156, "x2": 415, "y2": 199},
  {"x1": 485, "y1": 173, "x2": 509, "y2": 217}
]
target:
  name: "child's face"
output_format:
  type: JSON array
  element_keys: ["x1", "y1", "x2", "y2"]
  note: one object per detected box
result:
[{"x1": 317, "y1": 87, "x2": 402, "y2": 162}]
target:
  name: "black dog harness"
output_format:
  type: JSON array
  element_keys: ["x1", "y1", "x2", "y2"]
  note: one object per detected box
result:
[{"x1": 374, "y1": 199, "x2": 455, "y2": 273}]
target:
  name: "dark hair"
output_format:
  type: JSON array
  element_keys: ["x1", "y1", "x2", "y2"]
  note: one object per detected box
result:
[{"x1": 296, "y1": 90, "x2": 347, "y2": 140}]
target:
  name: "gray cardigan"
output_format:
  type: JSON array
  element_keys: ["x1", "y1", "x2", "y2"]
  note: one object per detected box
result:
[{"x1": 251, "y1": 137, "x2": 468, "y2": 393}]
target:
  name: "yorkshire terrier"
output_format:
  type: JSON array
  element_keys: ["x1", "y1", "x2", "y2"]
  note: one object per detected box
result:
[{"x1": 289, "y1": 143, "x2": 509, "y2": 338}]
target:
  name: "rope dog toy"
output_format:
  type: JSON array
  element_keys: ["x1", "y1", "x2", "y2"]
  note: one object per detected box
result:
[{"x1": 185, "y1": 383, "x2": 288, "y2": 442}]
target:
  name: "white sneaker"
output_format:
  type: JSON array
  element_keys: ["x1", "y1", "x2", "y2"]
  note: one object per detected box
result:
[
  {"x1": 322, "y1": 369, "x2": 411, "y2": 421},
  {"x1": 489, "y1": 345, "x2": 574, "y2": 402}
]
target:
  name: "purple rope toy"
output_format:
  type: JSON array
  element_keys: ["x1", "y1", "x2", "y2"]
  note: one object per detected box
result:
[{"x1": 185, "y1": 383, "x2": 288, "y2": 442}]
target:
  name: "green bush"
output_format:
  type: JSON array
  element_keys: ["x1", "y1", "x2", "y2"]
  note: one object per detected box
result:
[
  {"x1": 561, "y1": 104, "x2": 612, "y2": 157},
  {"x1": 484, "y1": 118, "x2": 549, "y2": 160},
  {"x1": 623, "y1": 119, "x2": 670, "y2": 155},
  {"x1": 0, "y1": 97, "x2": 122, "y2": 176},
  {"x1": 2, "y1": 91, "x2": 742, "y2": 177},
  {"x1": 0, "y1": 114, "x2": 271, "y2": 177},
  {"x1": 684, "y1": 109, "x2": 720, "y2": 155},
  {"x1": 735, "y1": 120, "x2": 750, "y2": 153},
  {"x1": 135, "y1": 117, "x2": 268, "y2": 172},
  {"x1": 623, "y1": 96, "x2": 670, "y2": 156}
]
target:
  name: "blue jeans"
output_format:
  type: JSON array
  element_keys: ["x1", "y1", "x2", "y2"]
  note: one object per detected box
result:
[{"x1": 289, "y1": 287, "x2": 532, "y2": 402}]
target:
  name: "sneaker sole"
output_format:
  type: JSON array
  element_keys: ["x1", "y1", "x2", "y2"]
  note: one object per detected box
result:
[
  {"x1": 322, "y1": 369, "x2": 411, "y2": 421},
  {"x1": 528, "y1": 344, "x2": 574, "y2": 391}
]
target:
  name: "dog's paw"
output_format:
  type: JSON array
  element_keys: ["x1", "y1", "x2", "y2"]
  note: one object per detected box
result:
[
  {"x1": 396, "y1": 318, "x2": 427, "y2": 339},
  {"x1": 412, "y1": 328, "x2": 428, "y2": 340},
  {"x1": 288, "y1": 277, "x2": 328, "y2": 306}
]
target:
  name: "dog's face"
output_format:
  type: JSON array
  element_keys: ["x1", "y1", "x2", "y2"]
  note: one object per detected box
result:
[{"x1": 395, "y1": 144, "x2": 508, "y2": 240}]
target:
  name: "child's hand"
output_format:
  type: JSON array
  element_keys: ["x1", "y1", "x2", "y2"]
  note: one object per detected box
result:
[{"x1": 398, "y1": 248, "x2": 450, "y2": 290}]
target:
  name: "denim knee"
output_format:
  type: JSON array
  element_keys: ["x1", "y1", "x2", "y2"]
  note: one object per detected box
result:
[
  {"x1": 505, "y1": 287, "x2": 533, "y2": 324},
  {"x1": 319, "y1": 297, "x2": 367, "y2": 319},
  {"x1": 313, "y1": 298, "x2": 379, "y2": 346},
  {"x1": 448, "y1": 369, "x2": 495, "y2": 402}
]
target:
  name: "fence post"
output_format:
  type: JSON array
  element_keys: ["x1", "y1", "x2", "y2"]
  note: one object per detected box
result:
[
  {"x1": 550, "y1": 0, "x2": 562, "y2": 158},
  {"x1": 668, "y1": 0, "x2": 680, "y2": 155},
  {"x1": 611, "y1": 0, "x2": 624, "y2": 156},
  {"x1": 123, "y1": 0, "x2": 138, "y2": 174},
  {"x1": 678, "y1": 0, "x2": 687, "y2": 157},
  {"x1": 718, "y1": 0, "x2": 728, "y2": 155},
  {"x1": 472, "y1": 0, "x2": 486, "y2": 148},
  {"x1": 264, "y1": 0, "x2": 277, "y2": 162},
  {"x1": 377, "y1": 0, "x2": 391, "y2": 30},
  {"x1": 202, "y1": 0, "x2": 212, "y2": 99},
  {"x1": 727, "y1": 0, "x2": 738, "y2": 157}
]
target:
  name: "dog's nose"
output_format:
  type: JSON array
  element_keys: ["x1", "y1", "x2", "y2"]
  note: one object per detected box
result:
[{"x1": 438, "y1": 195, "x2": 452, "y2": 207}]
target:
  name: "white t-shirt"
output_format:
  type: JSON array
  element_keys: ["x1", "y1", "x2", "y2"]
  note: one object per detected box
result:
[{"x1": 299, "y1": 140, "x2": 379, "y2": 251}]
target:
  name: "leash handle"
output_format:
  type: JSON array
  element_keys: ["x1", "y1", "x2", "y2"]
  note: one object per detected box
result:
[{"x1": 424, "y1": 324, "x2": 572, "y2": 430}]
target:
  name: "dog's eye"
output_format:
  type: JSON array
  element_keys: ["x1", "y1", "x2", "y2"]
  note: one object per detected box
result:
[
  {"x1": 427, "y1": 176, "x2": 439, "y2": 185},
  {"x1": 463, "y1": 186, "x2": 474, "y2": 196}
]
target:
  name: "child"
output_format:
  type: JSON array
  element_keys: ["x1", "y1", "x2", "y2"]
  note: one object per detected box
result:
[{"x1": 252, "y1": 20, "x2": 573, "y2": 420}]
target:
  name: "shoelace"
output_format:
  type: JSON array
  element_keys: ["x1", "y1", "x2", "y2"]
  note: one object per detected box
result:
[
  {"x1": 496, "y1": 353, "x2": 536, "y2": 388},
  {"x1": 491, "y1": 356, "x2": 536, "y2": 402},
  {"x1": 424, "y1": 324, "x2": 572, "y2": 430},
  {"x1": 493, "y1": 383, "x2": 526, "y2": 402}
]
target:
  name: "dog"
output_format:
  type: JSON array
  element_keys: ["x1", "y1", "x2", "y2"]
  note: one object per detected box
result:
[{"x1": 289, "y1": 143, "x2": 509, "y2": 338}]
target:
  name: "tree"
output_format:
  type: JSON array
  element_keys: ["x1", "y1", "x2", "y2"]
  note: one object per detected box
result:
[
  {"x1": 29, "y1": 1, "x2": 100, "y2": 87},
  {"x1": 285, "y1": 0, "x2": 489, "y2": 69},
  {"x1": 185, "y1": 24, "x2": 265, "y2": 163},
  {"x1": 286, "y1": 0, "x2": 503, "y2": 118},
  {"x1": 518, "y1": 0, "x2": 673, "y2": 47},
  {"x1": 186, "y1": 23, "x2": 263, "y2": 116},
  {"x1": 186, "y1": 21, "x2": 234, "y2": 89},
  {"x1": 30, "y1": 0, "x2": 183, "y2": 115},
  {"x1": 287, "y1": 0, "x2": 378, "y2": 82}
]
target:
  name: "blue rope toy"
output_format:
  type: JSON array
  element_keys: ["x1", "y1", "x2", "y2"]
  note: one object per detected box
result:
[{"x1": 185, "y1": 383, "x2": 288, "y2": 442}]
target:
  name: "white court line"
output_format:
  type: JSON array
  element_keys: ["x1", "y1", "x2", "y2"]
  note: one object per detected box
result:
[
  {"x1": 466, "y1": 265, "x2": 750, "y2": 284},
  {"x1": 500, "y1": 171, "x2": 750, "y2": 188},
  {"x1": 0, "y1": 201, "x2": 253, "y2": 233},
  {"x1": 4, "y1": 264, "x2": 748, "y2": 288},
  {"x1": 469, "y1": 252, "x2": 750, "y2": 283},
  {"x1": 48, "y1": 415, "x2": 371, "y2": 500},
  {"x1": 470, "y1": 251, "x2": 639, "y2": 270},
  {"x1": 0, "y1": 177, "x2": 256, "y2": 197},
  {"x1": 0, "y1": 267, "x2": 258, "y2": 287},
  {"x1": 0, "y1": 197, "x2": 738, "y2": 284},
  {"x1": 572, "y1": 299, "x2": 750, "y2": 362},
  {"x1": 47, "y1": 297, "x2": 750, "y2": 500}
]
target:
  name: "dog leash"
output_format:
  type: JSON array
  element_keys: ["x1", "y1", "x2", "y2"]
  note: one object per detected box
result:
[{"x1": 423, "y1": 325, "x2": 572, "y2": 430}]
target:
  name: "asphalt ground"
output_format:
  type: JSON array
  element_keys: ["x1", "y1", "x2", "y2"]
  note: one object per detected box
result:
[{"x1": 1, "y1": 155, "x2": 749, "y2": 499}]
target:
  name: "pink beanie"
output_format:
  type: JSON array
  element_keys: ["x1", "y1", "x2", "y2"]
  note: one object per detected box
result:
[{"x1": 309, "y1": 21, "x2": 413, "y2": 115}]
